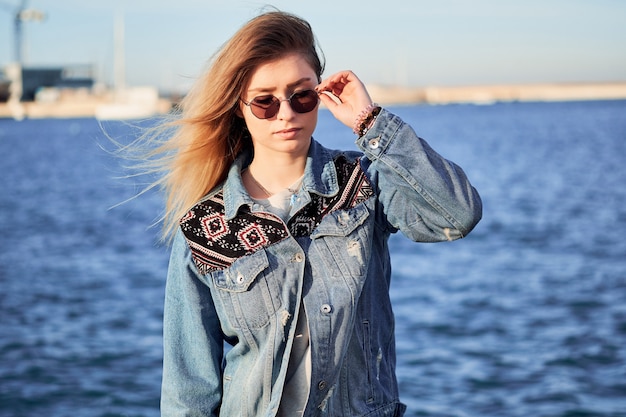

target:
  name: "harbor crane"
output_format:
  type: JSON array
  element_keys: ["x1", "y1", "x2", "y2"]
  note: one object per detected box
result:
[{"x1": 0, "y1": 0, "x2": 46, "y2": 64}]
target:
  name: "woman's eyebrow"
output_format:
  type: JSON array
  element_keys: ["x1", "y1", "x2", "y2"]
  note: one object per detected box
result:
[{"x1": 287, "y1": 77, "x2": 314, "y2": 88}]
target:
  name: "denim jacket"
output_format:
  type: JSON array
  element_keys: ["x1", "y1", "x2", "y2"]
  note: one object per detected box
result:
[{"x1": 161, "y1": 109, "x2": 482, "y2": 417}]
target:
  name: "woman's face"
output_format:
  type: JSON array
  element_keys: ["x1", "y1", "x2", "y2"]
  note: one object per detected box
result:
[{"x1": 239, "y1": 53, "x2": 319, "y2": 160}]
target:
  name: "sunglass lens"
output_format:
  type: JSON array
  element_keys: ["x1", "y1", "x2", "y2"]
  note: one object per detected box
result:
[
  {"x1": 250, "y1": 96, "x2": 280, "y2": 119},
  {"x1": 290, "y1": 90, "x2": 319, "y2": 113}
]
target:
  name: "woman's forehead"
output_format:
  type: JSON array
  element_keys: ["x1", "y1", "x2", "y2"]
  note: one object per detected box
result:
[{"x1": 246, "y1": 54, "x2": 317, "y2": 93}]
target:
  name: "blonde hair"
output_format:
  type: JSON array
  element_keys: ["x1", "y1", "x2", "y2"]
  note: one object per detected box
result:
[{"x1": 141, "y1": 11, "x2": 324, "y2": 240}]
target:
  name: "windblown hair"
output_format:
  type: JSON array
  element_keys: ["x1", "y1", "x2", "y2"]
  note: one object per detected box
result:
[{"x1": 143, "y1": 11, "x2": 324, "y2": 240}]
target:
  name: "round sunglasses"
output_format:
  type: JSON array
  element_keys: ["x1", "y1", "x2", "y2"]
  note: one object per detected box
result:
[{"x1": 241, "y1": 89, "x2": 319, "y2": 119}]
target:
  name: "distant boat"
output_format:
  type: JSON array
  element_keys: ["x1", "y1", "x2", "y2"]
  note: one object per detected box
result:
[
  {"x1": 95, "y1": 12, "x2": 164, "y2": 120},
  {"x1": 95, "y1": 86, "x2": 165, "y2": 120}
]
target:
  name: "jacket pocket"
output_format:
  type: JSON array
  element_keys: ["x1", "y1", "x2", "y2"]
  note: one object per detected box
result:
[
  {"x1": 209, "y1": 249, "x2": 279, "y2": 329},
  {"x1": 311, "y1": 203, "x2": 372, "y2": 281}
]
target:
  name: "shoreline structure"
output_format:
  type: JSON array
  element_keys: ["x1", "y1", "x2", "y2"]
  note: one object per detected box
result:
[
  {"x1": 1, "y1": 81, "x2": 625, "y2": 119},
  {"x1": 367, "y1": 81, "x2": 626, "y2": 106}
]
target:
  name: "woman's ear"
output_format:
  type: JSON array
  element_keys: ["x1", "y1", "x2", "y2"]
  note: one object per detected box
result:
[{"x1": 235, "y1": 100, "x2": 245, "y2": 118}]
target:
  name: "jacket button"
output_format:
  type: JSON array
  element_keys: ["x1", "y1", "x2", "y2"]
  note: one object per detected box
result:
[
  {"x1": 236, "y1": 274, "x2": 244, "y2": 284},
  {"x1": 320, "y1": 304, "x2": 332, "y2": 314},
  {"x1": 294, "y1": 253, "x2": 304, "y2": 263},
  {"x1": 368, "y1": 138, "x2": 380, "y2": 149},
  {"x1": 318, "y1": 380, "x2": 327, "y2": 390}
]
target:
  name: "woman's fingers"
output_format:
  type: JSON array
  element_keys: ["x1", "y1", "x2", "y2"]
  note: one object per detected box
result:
[{"x1": 317, "y1": 71, "x2": 374, "y2": 128}]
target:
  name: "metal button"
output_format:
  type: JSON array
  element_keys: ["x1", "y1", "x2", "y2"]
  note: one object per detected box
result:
[
  {"x1": 320, "y1": 304, "x2": 332, "y2": 314},
  {"x1": 318, "y1": 380, "x2": 327, "y2": 390},
  {"x1": 368, "y1": 138, "x2": 380, "y2": 149},
  {"x1": 294, "y1": 253, "x2": 304, "y2": 263},
  {"x1": 236, "y1": 274, "x2": 245, "y2": 284}
]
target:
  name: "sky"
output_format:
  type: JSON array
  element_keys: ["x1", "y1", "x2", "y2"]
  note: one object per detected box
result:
[{"x1": 1, "y1": 0, "x2": 625, "y2": 94}]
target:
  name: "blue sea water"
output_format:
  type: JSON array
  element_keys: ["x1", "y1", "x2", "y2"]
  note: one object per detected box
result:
[{"x1": 1, "y1": 100, "x2": 625, "y2": 417}]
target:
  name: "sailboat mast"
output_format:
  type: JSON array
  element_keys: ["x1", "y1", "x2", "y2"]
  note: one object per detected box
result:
[{"x1": 113, "y1": 12, "x2": 125, "y2": 93}]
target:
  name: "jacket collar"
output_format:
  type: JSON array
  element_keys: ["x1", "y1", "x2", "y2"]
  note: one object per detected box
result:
[{"x1": 222, "y1": 138, "x2": 339, "y2": 220}]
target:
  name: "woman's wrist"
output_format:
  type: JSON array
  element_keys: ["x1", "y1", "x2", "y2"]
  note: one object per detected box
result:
[{"x1": 353, "y1": 103, "x2": 382, "y2": 136}]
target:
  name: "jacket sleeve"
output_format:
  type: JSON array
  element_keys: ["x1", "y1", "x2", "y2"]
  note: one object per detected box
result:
[
  {"x1": 357, "y1": 109, "x2": 482, "y2": 242},
  {"x1": 161, "y1": 230, "x2": 223, "y2": 416}
]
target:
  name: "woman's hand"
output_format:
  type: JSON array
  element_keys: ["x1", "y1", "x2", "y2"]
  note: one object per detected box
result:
[{"x1": 316, "y1": 71, "x2": 374, "y2": 129}]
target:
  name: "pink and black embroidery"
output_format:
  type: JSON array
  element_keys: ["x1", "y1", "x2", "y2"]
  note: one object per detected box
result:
[
  {"x1": 180, "y1": 198, "x2": 289, "y2": 274},
  {"x1": 180, "y1": 155, "x2": 374, "y2": 273}
]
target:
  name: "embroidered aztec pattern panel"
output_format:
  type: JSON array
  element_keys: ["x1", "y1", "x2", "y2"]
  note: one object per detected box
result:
[{"x1": 180, "y1": 155, "x2": 374, "y2": 274}]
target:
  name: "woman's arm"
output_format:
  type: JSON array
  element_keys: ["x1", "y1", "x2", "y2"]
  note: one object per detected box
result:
[
  {"x1": 358, "y1": 109, "x2": 482, "y2": 241},
  {"x1": 318, "y1": 71, "x2": 482, "y2": 242},
  {"x1": 161, "y1": 231, "x2": 224, "y2": 416}
]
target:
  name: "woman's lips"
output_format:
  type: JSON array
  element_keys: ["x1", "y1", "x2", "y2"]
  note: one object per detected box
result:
[{"x1": 275, "y1": 127, "x2": 302, "y2": 139}]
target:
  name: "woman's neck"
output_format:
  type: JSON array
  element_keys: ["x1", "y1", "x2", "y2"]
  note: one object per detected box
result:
[{"x1": 244, "y1": 154, "x2": 307, "y2": 198}]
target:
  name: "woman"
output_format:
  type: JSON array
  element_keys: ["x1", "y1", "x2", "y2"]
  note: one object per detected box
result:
[{"x1": 159, "y1": 10, "x2": 482, "y2": 417}]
